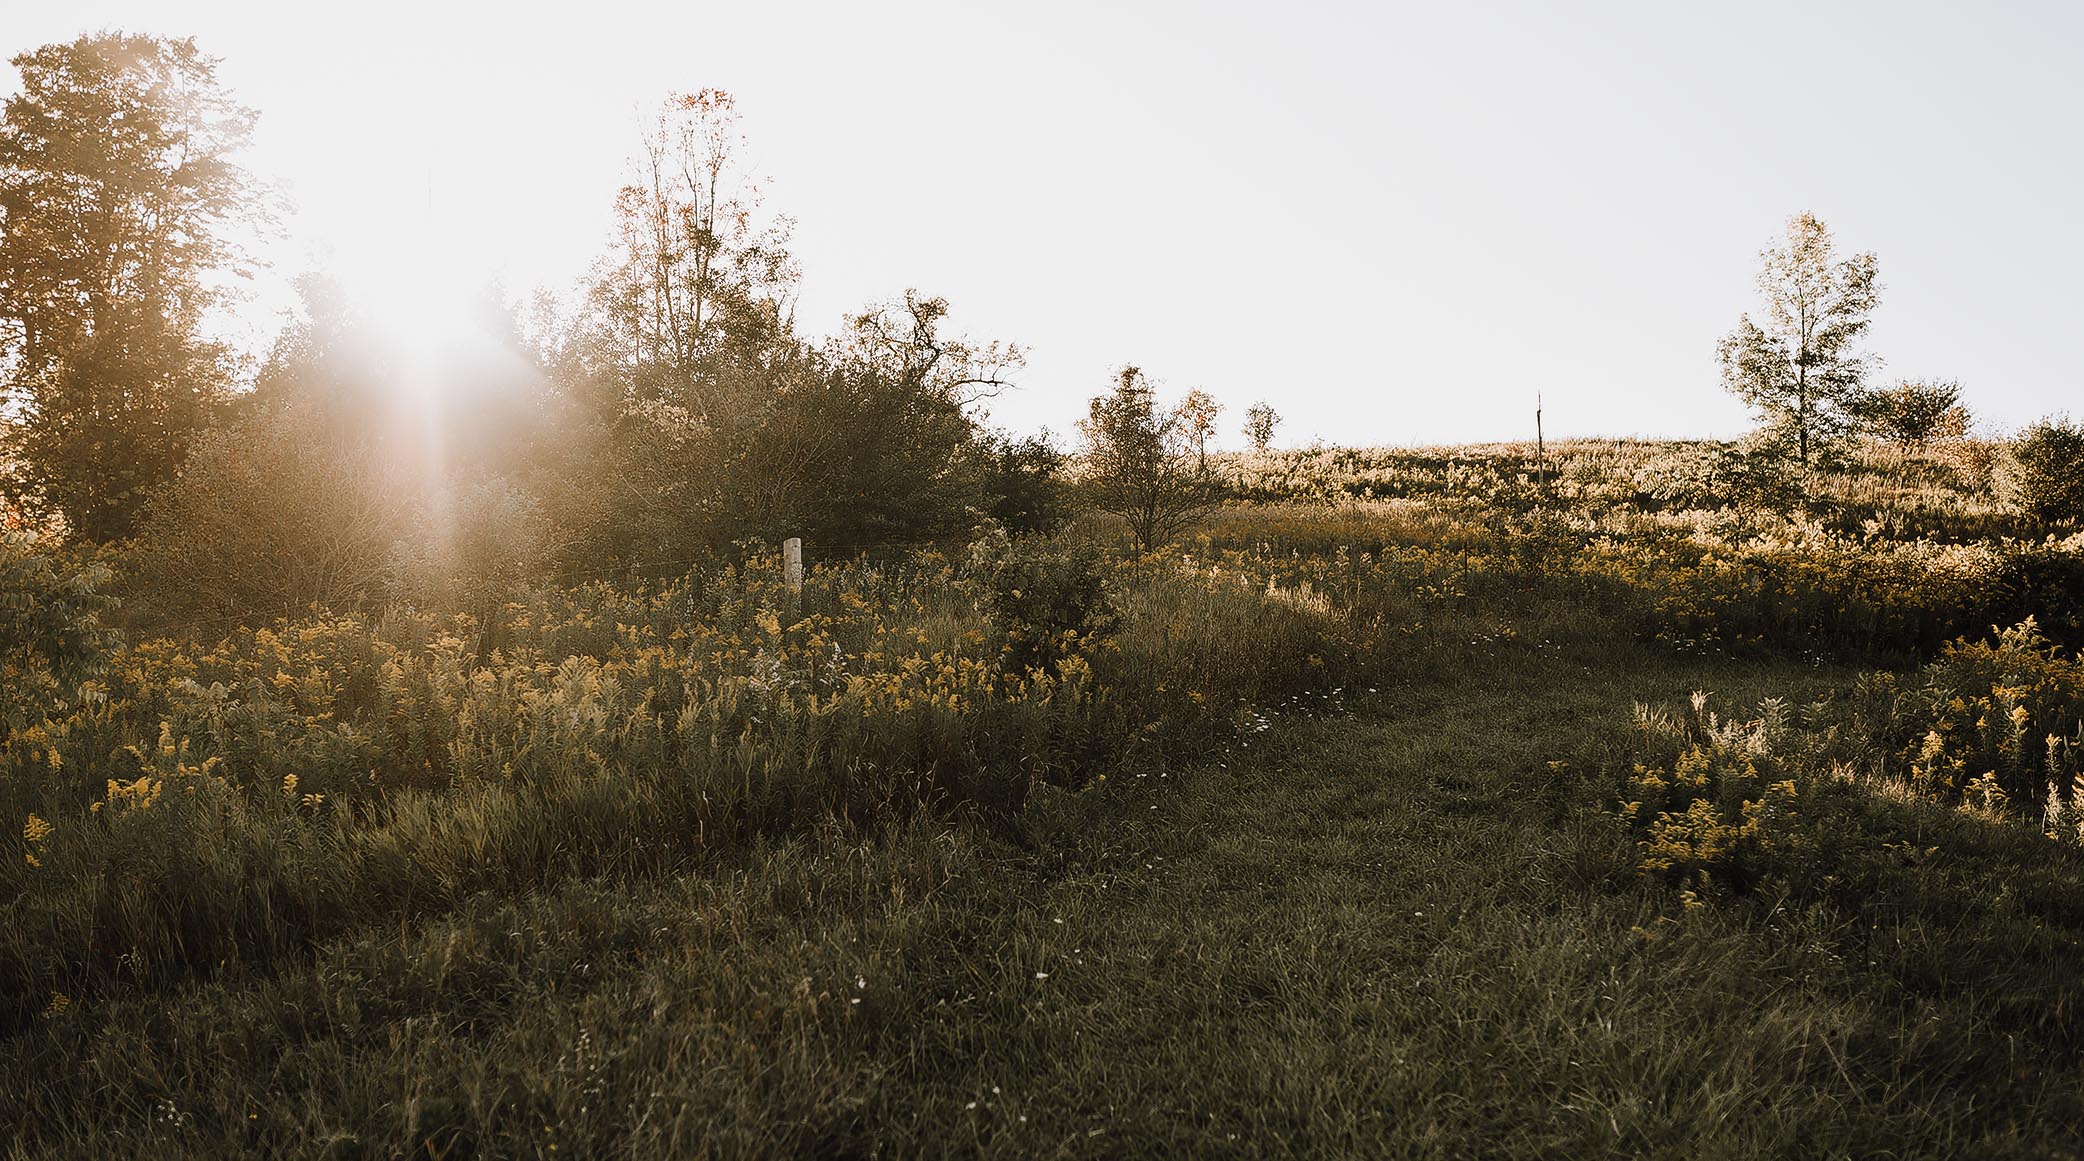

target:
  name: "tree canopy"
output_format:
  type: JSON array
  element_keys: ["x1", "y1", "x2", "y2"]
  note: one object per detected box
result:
[{"x1": 0, "y1": 33, "x2": 267, "y2": 539}]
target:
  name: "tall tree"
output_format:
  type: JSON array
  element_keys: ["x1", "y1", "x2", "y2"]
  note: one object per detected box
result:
[
  {"x1": 0, "y1": 34, "x2": 266, "y2": 539},
  {"x1": 1717, "y1": 213, "x2": 1879, "y2": 467},
  {"x1": 580, "y1": 88, "x2": 798, "y2": 431},
  {"x1": 540, "y1": 89, "x2": 807, "y2": 565},
  {"x1": 1079, "y1": 365, "x2": 1216, "y2": 551}
]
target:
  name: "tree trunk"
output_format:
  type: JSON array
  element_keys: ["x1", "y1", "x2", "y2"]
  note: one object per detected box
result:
[{"x1": 1796, "y1": 371, "x2": 1810, "y2": 467}]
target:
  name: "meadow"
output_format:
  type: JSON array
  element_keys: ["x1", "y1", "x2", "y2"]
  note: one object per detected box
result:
[{"x1": 7, "y1": 437, "x2": 2084, "y2": 1157}]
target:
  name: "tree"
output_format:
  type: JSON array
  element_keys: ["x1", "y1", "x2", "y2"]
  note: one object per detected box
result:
[
  {"x1": 1178, "y1": 388, "x2": 1222, "y2": 471},
  {"x1": 579, "y1": 88, "x2": 797, "y2": 431},
  {"x1": 544, "y1": 95, "x2": 1028, "y2": 563},
  {"x1": 1717, "y1": 214, "x2": 1879, "y2": 468},
  {"x1": 1242, "y1": 402, "x2": 1280, "y2": 453},
  {"x1": 0, "y1": 34, "x2": 267, "y2": 539},
  {"x1": 1079, "y1": 365, "x2": 1217, "y2": 551},
  {"x1": 1853, "y1": 379, "x2": 1970, "y2": 448},
  {"x1": 541, "y1": 89, "x2": 811, "y2": 567}
]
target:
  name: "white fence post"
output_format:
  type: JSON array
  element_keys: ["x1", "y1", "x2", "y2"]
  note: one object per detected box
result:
[{"x1": 783, "y1": 537, "x2": 803, "y2": 594}]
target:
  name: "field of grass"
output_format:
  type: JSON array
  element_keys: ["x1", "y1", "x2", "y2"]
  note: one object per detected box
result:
[{"x1": 8, "y1": 440, "x2": 2084, "y2": 1157}]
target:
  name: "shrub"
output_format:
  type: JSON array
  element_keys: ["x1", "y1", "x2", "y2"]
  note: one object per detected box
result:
[
  {"x1": 1615, "y1": 695, "x2": 1804, "y2": 900},
  {"x1": 978, "y1": 539, "x2": 1117, "y2": 674},
  {"x1": 1639, "y1": 438, "x2": 1802, "y2": 515},
  {"x1": 1985, "y1": 547, "x2": 2084, "y2": 654},
  {"x1": 735, "y1": 352, "x2": 983, "y2": 547},
  {"x1": 1875, "y1": 620, "x2": 2084, "y2": 821},
  {"x1": 404, "y1": 475, "x2": 552, "y2": 626},
  {"x1": 1930, "y1": 436, "x2": 2001, "y2": 496},
  {"x1": 0, "y1": 531, "x2": 117, "y2": 731},
  {"x1": 1854, "y1": 379, "x2": 1970, "y2": 447},
  {"x1": 123, "y1": 402, "x2": 420, "y2": 629},
  {"x1": 978, "y1": 430, "x2": 1071, "y2": 535},
  {"x1": 2003, "y1": 417, "x2": 2084, "y2": 526}
]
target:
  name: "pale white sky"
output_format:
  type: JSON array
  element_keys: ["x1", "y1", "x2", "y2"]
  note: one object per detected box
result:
[{"x1": 6, "y1": 1, "x2": 2079, "y2": 446}]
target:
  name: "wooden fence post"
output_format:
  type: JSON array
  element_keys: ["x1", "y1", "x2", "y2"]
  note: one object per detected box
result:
[
  {"x1": 783, "y1": 537, "x2": 803, "y2": 594},
  {"x1": 1535, "y1": 391, "x2": 1546, "y2": 496}
]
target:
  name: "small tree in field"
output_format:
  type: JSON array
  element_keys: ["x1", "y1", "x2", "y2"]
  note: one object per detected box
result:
[
  {"x1": 1079, "y1": 365, "x2": 1217, "y2": 551},
  {"x1": 1178, "y1": 388, "x2": 1222, "y2": 471},
  {"x1": 1242, "y1": 402, "x2": 1280, "y2": 452},
  {"x1": 1717, "y1": 213, "x2": 1879, "y2": 468}
]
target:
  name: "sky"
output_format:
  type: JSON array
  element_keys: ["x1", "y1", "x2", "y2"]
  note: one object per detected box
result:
[{"x1": 5, "y1": 0, "x2": 2079, "y2": 447}]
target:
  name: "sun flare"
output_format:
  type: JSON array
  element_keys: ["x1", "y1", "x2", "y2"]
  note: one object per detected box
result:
[{"x1": 321, "y1": 210, "x2": 493, "y2": 367}]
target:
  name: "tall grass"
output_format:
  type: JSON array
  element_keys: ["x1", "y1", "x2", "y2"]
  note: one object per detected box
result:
[{"x1": 2, "y1": 537, "x2": 1432, "y2": 1033}]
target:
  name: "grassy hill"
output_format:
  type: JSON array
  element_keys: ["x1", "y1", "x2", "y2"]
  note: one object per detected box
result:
[{"x1": 7, "y1": 439, "x2": 2084, "y2": 1157}]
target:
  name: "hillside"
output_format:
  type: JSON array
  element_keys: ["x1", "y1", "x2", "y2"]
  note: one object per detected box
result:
[{"x1": 8, "y1": 440, "x2": 2084, "y2": 1156}]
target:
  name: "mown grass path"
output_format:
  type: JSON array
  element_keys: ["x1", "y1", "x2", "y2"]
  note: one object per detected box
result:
[{"x1": 870, "y1": 644, "x2": 2077, "y2": 1159}]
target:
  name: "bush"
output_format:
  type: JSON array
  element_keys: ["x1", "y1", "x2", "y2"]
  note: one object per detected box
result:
[
  {"x1": 1833, "y1": 621, "x2": 2084, "y2": 825},
  {"x1": 124, "y1": 402, "x2": 420, "y2": 629},
  {"x1": 734, "y1": 355, "x2": 983, "y2": 547},
  {"x1": 1640, "y1": 438, "x2": 1802, "y2": 515},
  {"x1": 1985, "y1": 547, "x2": 2084, "y2": 654},
  {"x1": 978, "y1": 539, "x2": 1117, "y2": 674},
  {"x1": 1854, "y1": 379, "x2": 1970, "y2": 447},
  {"x1": 0, "y1": 531, "x2": 117, "y2": 731},
  {"x1": 2003, "y1": 417, "x2": 2084, "y2": 526},
  {"x1": 404, "y1": 476, "x2": 552, "y2": 625},
  {"x1": 1608, "y1": 694, "x2": 1806, "y2": 901},
  {"x1": 1930, "y1": 436, "x2": 2000, "y2": 496},
  {"x1": 978, "y1": 430, "x2": 1071, "y2": 535}
]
